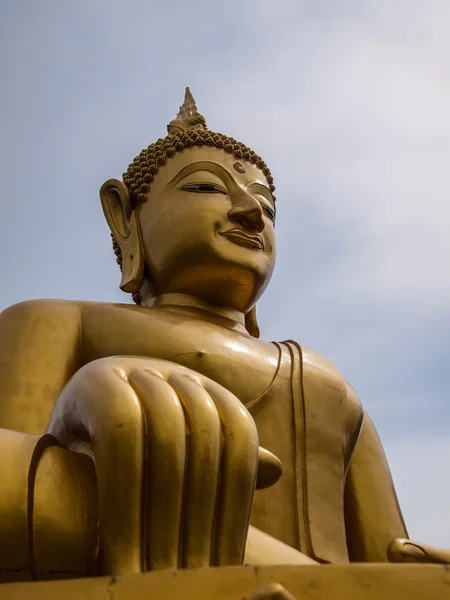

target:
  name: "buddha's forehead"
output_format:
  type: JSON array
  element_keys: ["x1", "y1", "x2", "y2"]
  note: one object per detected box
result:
[{"x1": 150, "y1": 145, "x2": 271, "y2": 192}]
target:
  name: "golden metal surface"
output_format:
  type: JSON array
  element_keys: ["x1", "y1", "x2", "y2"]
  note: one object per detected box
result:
[
  {"x1": 0, "y1": 88, "x2": 447, "y2": 594},
  {"x1": 0, "y1": 565, "x2": 449, "y2": 600}
]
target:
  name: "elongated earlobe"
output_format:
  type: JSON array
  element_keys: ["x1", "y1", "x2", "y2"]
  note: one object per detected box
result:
[
  {"x1": 245, "y1": 306, "x2": 260, "y2": 338},
  {"x1": 100, "y1": 179, "x2": 145, "y2": 293},
  {"x1": 117, "y1": 211, "x2": 145, "y2": 293}
]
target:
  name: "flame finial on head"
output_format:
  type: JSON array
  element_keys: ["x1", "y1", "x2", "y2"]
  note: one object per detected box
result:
[{"x1": 167, "y1": 87, "x2": 208, "y2": 135}]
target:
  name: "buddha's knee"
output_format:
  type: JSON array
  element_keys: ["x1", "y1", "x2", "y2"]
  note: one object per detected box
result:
[{"x1": 0, "y1": 429, "x2": 97, "y2": 582}]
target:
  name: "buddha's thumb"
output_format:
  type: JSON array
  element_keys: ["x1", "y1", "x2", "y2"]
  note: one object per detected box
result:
[{"x1": 256, "y1": 447, "x2": 282, "y2": 490}]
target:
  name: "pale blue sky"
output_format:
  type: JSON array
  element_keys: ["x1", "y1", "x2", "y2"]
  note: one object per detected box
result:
[{"x1": 1, "y1": 0, "x2": 450, "y2": 546}]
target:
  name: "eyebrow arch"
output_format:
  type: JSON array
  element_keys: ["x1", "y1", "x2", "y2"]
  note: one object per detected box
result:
[
  {"x1": 169, "y1": 161, "x2": 234, "y2": 187},
  {"x1": 247, "y1": 182, "x2": 276, "y2": 208}
]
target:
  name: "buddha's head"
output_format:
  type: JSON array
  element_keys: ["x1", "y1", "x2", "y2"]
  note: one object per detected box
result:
[{"x1": 100, "y1": 89, "x2": 276, "y2": 337}]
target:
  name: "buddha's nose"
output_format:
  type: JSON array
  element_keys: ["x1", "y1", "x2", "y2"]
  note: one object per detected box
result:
[{"x1": 228, "y1": 191, "x2": 265, "y2": 233}]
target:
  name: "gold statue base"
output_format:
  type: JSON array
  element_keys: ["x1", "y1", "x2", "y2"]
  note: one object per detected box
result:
[{"x1": 0, "y1": 565, "x2": 448, "y2": 600}]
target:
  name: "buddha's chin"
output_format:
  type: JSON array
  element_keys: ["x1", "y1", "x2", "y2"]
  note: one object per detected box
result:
[
  {"x1": 215, "y1": 239, "x2": 273, "y2": 278},
  {"x1": 150, "y1": 239, "x2": 274, "y2": 309},
  {"x1": 161, "y1": 259, "x2": 271, "y2": 312},
  {"x1": 213, "y1": 247, "x2": 272, "y2": 292}
]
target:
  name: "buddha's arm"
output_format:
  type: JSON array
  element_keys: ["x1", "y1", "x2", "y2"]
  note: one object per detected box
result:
[
  {"x1": 344, "y1": 409, "x2": 408, "y2": 562},
  {"x1": 344, "y1": 408, "x2": 450, "y2": 564},
  {"x1": 0, "y1": 300, "x2": 83, "y2": 433}
]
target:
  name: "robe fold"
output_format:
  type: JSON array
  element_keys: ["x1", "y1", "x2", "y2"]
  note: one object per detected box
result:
[{"x1": 250, "y1": 341, "x2": 407, "y2": 563}]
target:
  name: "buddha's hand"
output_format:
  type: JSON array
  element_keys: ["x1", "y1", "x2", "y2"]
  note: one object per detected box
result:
[
  {"x1": 46, "y1": 356, "x2": 281, "y2": 575},
  {"x1": 388, "y1": 538, "x2": 450, "y2": 564}
]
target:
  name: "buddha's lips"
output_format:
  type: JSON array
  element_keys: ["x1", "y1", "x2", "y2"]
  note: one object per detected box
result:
[{"x1": 219, "y1": 228, "x2": 264, "y2": 250}]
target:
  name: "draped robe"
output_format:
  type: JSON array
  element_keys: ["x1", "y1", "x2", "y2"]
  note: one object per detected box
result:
[{"x1": 0, "y1": 300, "x2": 408, "y2": 579}]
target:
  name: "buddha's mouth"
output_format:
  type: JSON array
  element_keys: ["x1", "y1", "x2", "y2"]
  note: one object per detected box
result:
[{"x1": 219, "y1": 228, "x2": 264, "y2": 250}]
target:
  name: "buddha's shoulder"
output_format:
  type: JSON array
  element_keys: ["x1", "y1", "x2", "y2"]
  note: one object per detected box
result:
[
  {"x1": 0, "y1": 299, "x2": 135, "y2": 326},
  {"x1": 278, "y1": 339, "x2": 363, "y2": 410},
  {"x1": 1, "y1": 298, "x2": 81, "y2": 322}
]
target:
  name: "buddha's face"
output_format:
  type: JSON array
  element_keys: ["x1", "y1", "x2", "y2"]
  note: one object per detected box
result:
[{"x1": 137, "y1": 146, "x2": 276, "y2": 312}]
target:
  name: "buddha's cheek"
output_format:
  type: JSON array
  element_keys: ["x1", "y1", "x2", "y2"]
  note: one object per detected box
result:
[
  {"x1": 139, "y1": 213, "x2": 216, "y2": 275},
  {"x1": 139, "y1": 194, "x2": 221, "y2": 253}
]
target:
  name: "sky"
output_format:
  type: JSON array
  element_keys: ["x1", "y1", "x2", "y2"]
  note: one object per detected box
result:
[{"x1": 1, "y1": 0, "x2": 450, "y2": 548}]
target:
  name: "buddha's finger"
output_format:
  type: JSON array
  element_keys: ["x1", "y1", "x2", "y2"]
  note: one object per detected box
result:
[
  {"x1": 169, "y1": 372, "x2": 222, "y2": 568},
  {"x1": 388, "y1": 538, "x2": 450, "y2": 564},
  {"x1": 47, "y1": 360, "x2": 146, "y2": 575},
  {"x1": 128, "y1": 369, "x2": 187, "y2": 571},
  {"x1": 202, "y1": 380, "x2": 259, "y2": 566}
]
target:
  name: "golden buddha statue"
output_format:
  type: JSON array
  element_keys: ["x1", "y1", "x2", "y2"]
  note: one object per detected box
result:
[{"x1": 0, "y1": 89, "x2": 448, "y2": 588}]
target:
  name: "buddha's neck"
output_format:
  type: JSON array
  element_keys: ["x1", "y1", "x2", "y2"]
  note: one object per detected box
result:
[{"x1": 149, "y1": 293, "x2": 249, "y2": 335}]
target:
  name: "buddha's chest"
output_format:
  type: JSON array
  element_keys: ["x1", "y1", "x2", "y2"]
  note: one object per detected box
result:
[{"x1": 83, "y1": 305, "x2": 280, "y2": 405}]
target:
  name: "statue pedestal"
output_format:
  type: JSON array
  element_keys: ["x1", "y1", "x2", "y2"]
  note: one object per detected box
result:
[{"x1": 0, "y1": 564, "x2": 448, "y2": 600}]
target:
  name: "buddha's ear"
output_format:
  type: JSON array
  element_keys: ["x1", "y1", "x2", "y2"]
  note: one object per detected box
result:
[
  {"x1": 245, "y1": 306, "x2": 260, "y2": 338},
  {"x1": 100, "y1": 179, "x2": 145, "y2": 293}
]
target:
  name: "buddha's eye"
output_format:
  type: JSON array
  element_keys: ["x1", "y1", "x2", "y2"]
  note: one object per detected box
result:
[
  {"x1": 261, "y1": 204, "x2": 276, "y2": 223},
  {"x1": 180, "y1": 183, "x2": 227, "y2": 194}
]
